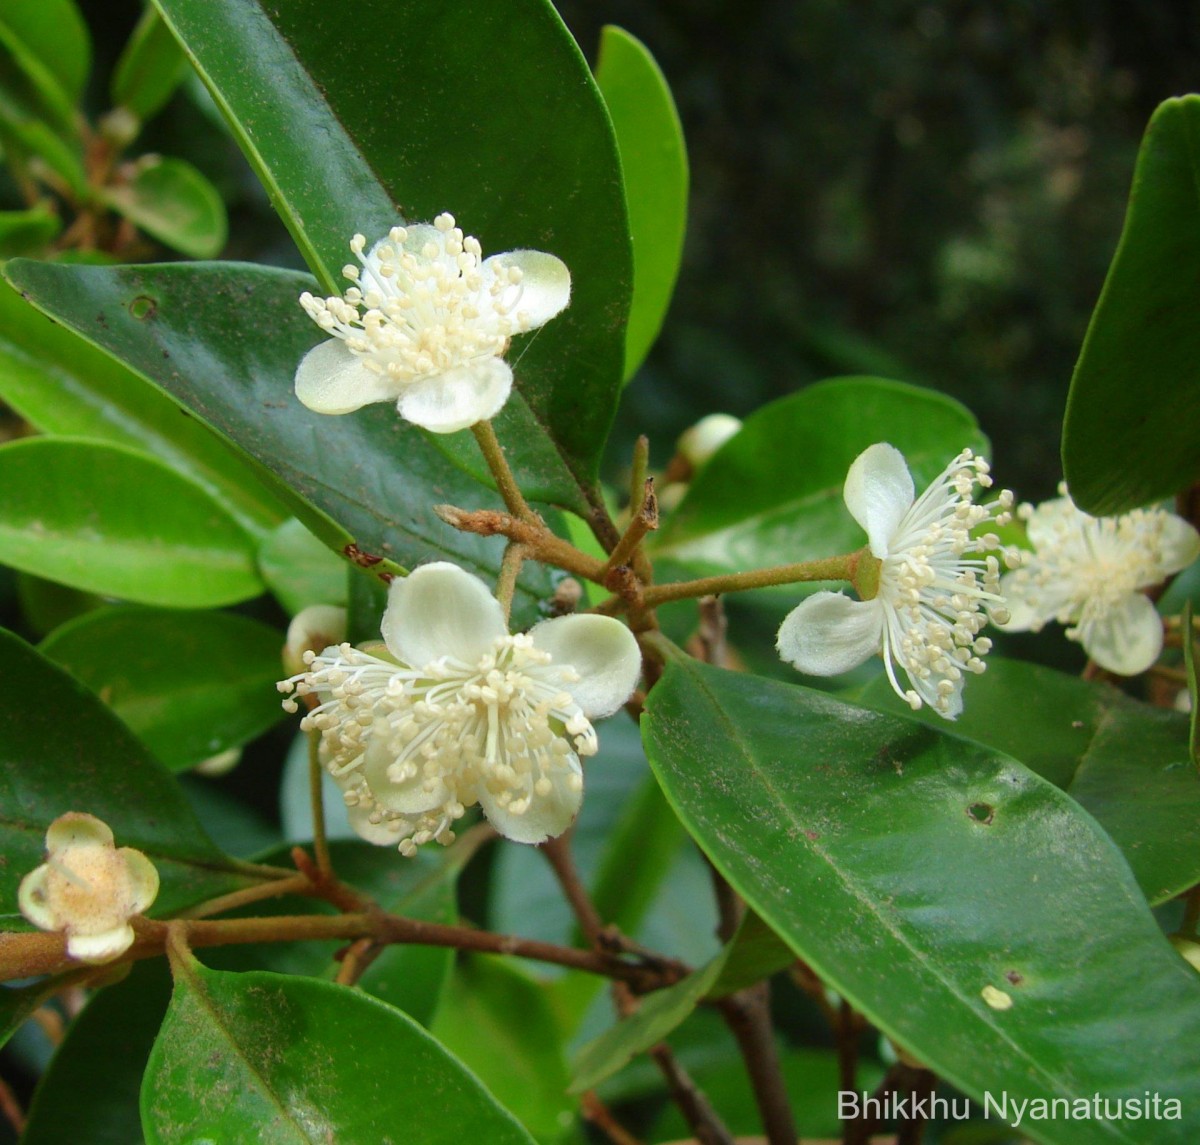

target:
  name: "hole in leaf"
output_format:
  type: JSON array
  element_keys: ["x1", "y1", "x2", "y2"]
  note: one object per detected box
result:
[
  {"x1": 967, "y1": 802, "x2": 994, "y2": 825},
  {"x1": 129, "y1": 295, "x2": 157, "y2": 320}
]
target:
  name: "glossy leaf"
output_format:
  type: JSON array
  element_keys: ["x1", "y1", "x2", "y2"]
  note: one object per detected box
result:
[
  {"x1": 205, "y1": 841, "x2": 456, "y2": 1028},
  {"x1": 644, "y1": 657, "x2": 1200, "y2": 1144},
  {"x1": 0, "y1": 437, "x2": 262, "y2": 607},
  {"x1": 860, "y1": 658, "x2": 1200, "y2": 904},
  {"x1": 1063, "y1": 97, "x2": 1200, "y2": 514},
  {"x1": 0, "y1": 0, "x2": 89, "y2": 108},
  {"x1": 432, "y1": 956, "x2": 572, "y2": 1142},
  {"x1": 40, "y1": 606, "x2": 286, "y2": 771},
  {"x1": 4, "y1": 259, "x2": 558, "y2": 626},
  {"x1": 0, "y1": 203, "x2": 60, "y2": 256},
  {"x1": 141, "y1": 963, "x2": 536, "y2": 1144},
  {"x1": 21, "y1": 961, "x2": 170, "y2": 1145},
  {"x1": 150, "y1": 0, "x2": 631, "y2": 512},
  {"x1": 0, "y1": 629, "x2": 267, "y2": 921},
  {"x1": 595, "y1": 26, "x2": 688, "y2": 381},
  {"x1": 257, "y1": 517, "x2": 348, "y2": 614},
  {"x1": 111, "y1": 5, "x2": 189, "y2": 122},
  {"x1": 652, "y1": 377, "x2": 987, "y2": 578},
  {"x1": 102, "y1": 156, "x2": 227, "y2": 259},
  {"x1": 0, "y1": 278, "x2": 285, "y2": 536}
]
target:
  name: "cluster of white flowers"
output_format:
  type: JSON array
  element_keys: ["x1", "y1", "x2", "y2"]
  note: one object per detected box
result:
[
  {"x1": 777, "y1": 443, "x2": 1020, "y2": 719},
  {"x1": 279, "y1": 563, "x2": 640, "y2": 854},
  {"x1": 295, "y1": 213, "x2": 570, "y2": 433}
]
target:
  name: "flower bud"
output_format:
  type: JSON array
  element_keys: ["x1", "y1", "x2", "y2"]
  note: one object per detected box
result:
[
  {"x1": 676, "y1": 413, "x2": 742, "y2": 470},
  {"x1": 283, "y1": 604, "x2": 348, "y2": 676}
]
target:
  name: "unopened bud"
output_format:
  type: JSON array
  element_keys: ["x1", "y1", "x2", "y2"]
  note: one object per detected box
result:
[
  {"x1": 284, "y1": 605, "x2": 348, "y2": 675},
  {"x1": 677, "y1": 414, "x2": 742, "y2": 470}
]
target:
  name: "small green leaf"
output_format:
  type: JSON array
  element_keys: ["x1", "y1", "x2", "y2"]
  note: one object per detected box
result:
[
  {"x1": 111, "y1": 5, "x2": 188, "y2": 122},
  {"x1": 706, "y1": 910, "x2": 795, "y2": 999},
  {"x1": 0, "y1": 0, "x2": 89, "y2": 108},
  {"x1": 0, "y1": 203, "x2": 60, "y2": 256},
  {"x1": 102, "y1": 156, "x2": 227, "y2": 259},
  {"x1": 258, "y1": 517, "x2": 348, "y2": 614},
  {"x1": 860, "y1": 658, "x2": 1200, "y2": 904},
  {"x1": 0, "y1": 278, "x2": 285, "y2": 537},
  {"x1": 595, "y1": 26, "x2": 688, "y2": 381},
  {"x1": 570, "y1": 951, "x2": 728, "y2": 1095},
  {"x1": 40, "y1": 605, "x2": 286, "y2": 771},
  {"x1": 21, "y1": 960, "x2": 170, "y2": 1145},
  {"x1": 432, "y1": 956, "x2": 572, "y2": 1143},
  {"x1": 0, "y1": 437, "x2": 263, "y2": 607},
  {"x1": 652, "y1": 377, "x2": 987, "y2": 578},
  {"x1": 1063, "y1": 96, "x2": 1200, "y2": 514},
  {"x1": 0, "y1": 628, "x2": 269, "y2": 921},
  {"x1": 4, "y1": 259, "x2": 557, "y2": 625},
  {"x1": 644, "y1": 657, "x2": 1200, "y2": 1143},
  {"x1": 141, "y1": 964, "x2": 536, "y2": 1144},
  {"x1": 151, "y1": 0, "x2": 632, "y2": 511}
]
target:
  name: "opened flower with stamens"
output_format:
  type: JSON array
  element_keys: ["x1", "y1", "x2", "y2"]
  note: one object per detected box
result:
[
  {"x1": 998, "y1": 486, "x2": 1200, "y2": 675},
  {"x1": 776, "y1": 443, "x2": 1019, "y2": 719},
  {"x1": 279, "y1": 562, "x2": 641, "y2": 854},
  {"x1": 295, "y1": 213, "x2": 570, "y2": 433},
  {"x1": 19, "y1": 812, "x2": 159, "y2": 964}
]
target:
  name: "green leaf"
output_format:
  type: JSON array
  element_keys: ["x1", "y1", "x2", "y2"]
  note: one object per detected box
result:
[
  {"x1": 1186, "y1": 601, "x2": 1199, "y2": 769},
  {"x1": 431, "y1": 956, "x2": 572, "y2": 1143},
  {"x1": 21, "y1": 960, "x2": 171, "y2": 1145},
  {"x1": 39, "y1": 605, "x2": 286, "y2": 771},
  {"x1": 0, "y1": 0, "x2": 89, "y2": 109},
  {"x1": 0, "y1": 63, "x2": 85, "y2": 195},
  {"x1": 111, "y1": 5, "x2": 189, "y2": 122},
  {"x1": 4, "y1": 258, "x2": 557, "y2": 626},
  {"x1": 258, "y1": 517, "x2": 348, "y2": 614},
  {"x1": 1063, "y1": 96, "x2": 1200, "y2": 514},
  {"x1": 150, "y1": 0, "x2": 632, "y2": 511},
  {"x1": 205, "y1": 841, "x2": 456, "y2": 1027},
  {"x1": 141, "y1": 963, "x2": 536, "y2": 1144},
  {"x1": 644, "y1": 657, "x2": 1200, "y2": 1144},
  {"x1": 0, "y1": 628, "x2": 268, "y2": 921},
  {"x1": 595, "y1": 26, "x2": 688, "y2": 381},
  {"x1": 102, "y1": 156, "x2": 227, "y2": 259},
  {"x1": 0, "y1": 437, "x2": 263, "y2": 607},
  {"x1": 0, "y1": 277, "x2": 285, "y2": 537},
  {"x1": 0, "y1": 203, "x2": 60, "y2": 256},
  {"x1": 860, "y1": 658, "x2": 1200, "y2": 904},
  {"x1": 652, "y1": 377, "x2": 987, "y2": 578}
]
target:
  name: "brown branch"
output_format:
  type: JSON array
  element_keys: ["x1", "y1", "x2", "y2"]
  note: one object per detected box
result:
[
  {"x1": 718, "y1": 987, "x2": 797, "y2": 1145},
  {"x1": 0, "y1": 1074, "x2": 25, "y2": 1135},
  {"x1": 603, "y1": 478, "x2": 659, "y2": 578},
  {"x1": 581, "y1": 1091, "x2": 645, "y2": 1145}
]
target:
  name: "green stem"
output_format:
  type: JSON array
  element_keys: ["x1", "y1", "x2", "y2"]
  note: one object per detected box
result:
[
  {"x1": 494, "y1": 541, "x2": 526, "y2": 622},
  {"x1": 472, "y1": 420, "x2": 536, "y2": 523},
  {"x1": 641, "y1": 552, "x2": 860, "y2": 607},
  {"x1": 308, "y1": 727, "x2": 332, "y2": 878}
]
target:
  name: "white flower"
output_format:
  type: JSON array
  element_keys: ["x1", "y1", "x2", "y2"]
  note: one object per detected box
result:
[
  {"x1": 998, "y1": 487, "x2": 1200, "y2": 675},
  {"x1": 776, "y1": 443, "x2": 1018, "y2": 719},
  {"x1": 18, "y1": 812, "x2": 159, "y2": 964},
  {"x1": 278, "y1": 562, "x2": 641, "y2": 853},
  {"x1": 677, "y1": 413, "x2": 742, "y2": 470},
  {"x1": 295, "y1": 212, "x2": 571, "y2": 433}
]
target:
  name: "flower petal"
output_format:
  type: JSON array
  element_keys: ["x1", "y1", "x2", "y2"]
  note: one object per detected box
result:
[
  {"x1": 1022, "y1": 496, "x2": 1074, "y2": 548},
  {"x1": 776, "y1": 591, "x2": 884, "y2": 676},
  {"x1": 67, "y1": 925, "x2": 135, "y2": 964},
  {"x1": 46, "y1": 811, "x2": 114, "y2": 852},
  {"x1": 117, "y1": 848, "x2": 160, "y2": 916},
  {"x1": 995, "y1": 569, "x2": 1064, "y2": 632},
  {"x1": 295, "y1": 339, "x2": 401, "y2": 414},
  {"x1": 345, "y1": 803, "x2": 408, "y2": 848},
  {"x1": 483, "y1": 250, "x2": 572, "y2": 332},
  {"x1": 1077, "y1": 592, "x2": 1163, "y2": 676},
  {"x1": 361, "y1": 728, "x2": 450, "y2": 815},
  {"x1": 397, "y1": 358, "x2": 512, "y2": 434},
  {"x1": 381, "y1": 562, "x2": 507, "y2": 668},
  {"x1": 843, "y1": 443, "x2": 914, "y2": 559},
  {"x1": 478, "y1": 760, "x2": 583, "y2": 845},
  {"x1": 17, "y1": 865, "x2": 57, "y2": 930},
  {"x1": 529, "y1": 614, "x2": 641, "y2": 719},
  {"x1": 1158, "y1": 514, "x2": 1200, "y2": 577}
]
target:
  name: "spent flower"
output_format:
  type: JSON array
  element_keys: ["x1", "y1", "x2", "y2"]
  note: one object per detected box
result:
[
  {"x1": 278, "y1": 562, "x2": 640, "y2": 853},
  {"x1": 295, "y1": 213, "x2": 571, "y2": 433},
  {"x1": 998, "y1": 487, "x2": 1200, "y2": 675},
  {"x1": 777, "y1": 443, "x2": 1018, "y2": 719},
  {"x1": 18, "y1": 812, "x2": 159, "y2": 964}
]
